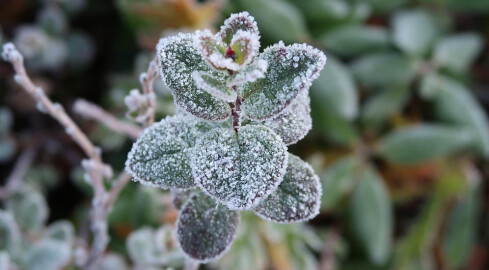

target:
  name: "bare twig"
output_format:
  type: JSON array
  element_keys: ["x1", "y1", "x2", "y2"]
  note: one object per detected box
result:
[
  {"x1": 0, "y1": 147, "x2": 36, "y2": 199},
  {"x1": 73, "y1": 99, "x2": 142, "y2": 139},
  {"x1": 140, "y1": 57, "x2": 158, "y2": 126},
  {"x1": 319, "y1": 230, "x2": 339, "y2": 270}
]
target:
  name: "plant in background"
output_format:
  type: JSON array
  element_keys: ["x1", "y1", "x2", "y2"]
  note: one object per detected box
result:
[{"x1": 125, "y1": 12, "x2": 326, "y2": 262}]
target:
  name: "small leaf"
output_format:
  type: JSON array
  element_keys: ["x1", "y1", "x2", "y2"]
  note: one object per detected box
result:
[
  {"x1": 260, "y1": 92, "x2": 312, "y2": 145},
  {"x1": 254, "y1": 154, "x2": 321, "y2": 223},
  {"x1": 361, "y1": 87, "x2": 409, "y2": 128},
  {"x1": 192, "y1": 125, "x2": 288, "y2": 209},
  {"x1": 241, "y1": 42, "x2": 326, "y2": 120},
  {"x1": 100, "y1": 253, "x2": 129, "y2": 270},
  {"x1": 320, "y1": 156, "x2": 361, "y2": 211},
  {"x1": 229, "y1": 30, "x2": 260, "y2": 67},
  {"x1": 311, "y1": 102, "x2": 358, "y2": 146},
  {"x1": 351, "y1": 52, "x2": 416, "y2": 87},
  {"x1": 392, "y1": 9, "x2": 438, "y2": 56},
  {"x1": 227, "y1": 58, "x2": 268, "y2": 87},
  {"x1": 127, "y1": 227, "x2": 165, "y2": 265},
  {"x1": 177, "y1": 192, "x2": 239, "y2": 262},
  {"x1": 126, "y1": 115, "x2": 213, "y2": 190},
  {"x1": 310, "y1": 57, "x2": 358, "y2": 120},
  {"x1": 7, "y1": 191, "x2": 49, "y2": 233},
  {"x1": 349, "y1": 168, "x2": 392, "y2": 265},
  {"x1": 0, "y1": 252, "x2": 9, "y2": 270},
  {"x1": 378, "y1": 124, "x2": 473, "y2": 164},
  {"x1": 0, "y1": 210, "x2": 21, "y2": 253},
  {"x1": 434, "y1": 33, "x2": 483, "y2": 73},
  {"x1": 218, "y1": 11, "x2": 260, "y2": 44},
  {"x1": 320, "y1": 25, "x2": 390, "y2": 57},
  {"x1": 45, "y1": 220, "x2": 74, "y2": 246},
  {"x1": 192, "y1": 71, "x2": 236, "y2": 102},
  {"x1": 25, "y1": 239, "x2": 71, "y2": 270},
  {"x1": 157, "y1": 33, "x2": 230, "y2": 121}
]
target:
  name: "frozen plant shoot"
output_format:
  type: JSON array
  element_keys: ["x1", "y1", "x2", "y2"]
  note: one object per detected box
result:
[{"x1": 125, "y1": 11, "x2": 327, "y2": 263}]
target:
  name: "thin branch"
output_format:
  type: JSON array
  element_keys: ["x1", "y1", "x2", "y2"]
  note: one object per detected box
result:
[
  {"x1": 319, "y1": 230, "x2": 339, "y2": 270},
  {"x1": 140, "y1": 57, "x2": 158, "y2": 126},
  {"x1": 105, "y1": 172, "x2": 132, "y2": 209},
  {"x1": 74, "y1": 99, "x2": 142, "y2": 139},
  {"x1": 0, "y1": 147, "x2": 36, "y2": 199}
]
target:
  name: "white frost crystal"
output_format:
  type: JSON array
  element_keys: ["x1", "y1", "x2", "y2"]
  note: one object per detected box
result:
[
  {"x1": 254, "y1": 154, "x2": 322, "y2": 223},
  {"x1": 191, "y1": 125, "x2": 288, "y2": 210},
  {"x1": 127, "y1": 11, "x2": 327, "y2": 264}
]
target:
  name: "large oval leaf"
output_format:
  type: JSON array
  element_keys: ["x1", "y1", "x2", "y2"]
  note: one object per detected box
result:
[
  {"x1": 241, "y1": 42, "x2": 326, "y2": 120},
  {"x1": 157, "y1": 33, "x2": 231, "y2": 121},
  {"x1": 126, "y1": 115, "x2": 213, "y2": 190},
  {"x1": 191, "y1": 125, "x2": 288, "y2": 210},
  {"x1": 25, "y1": 239, "x2": 71, "y2": 270},
  {"x1": 392, "y1": 9, "x2": 438, "y2": 56},
  {"x1": 254, "y1": 154, "x2": 321, "y2": 223},
  {"x1": 177, "y1": 192, "x2": 239, "y2": 262}
]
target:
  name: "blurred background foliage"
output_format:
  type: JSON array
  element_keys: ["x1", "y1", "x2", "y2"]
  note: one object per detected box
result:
[{"x1": 1, "y1": 0, "x2": 489, "y2": 269}]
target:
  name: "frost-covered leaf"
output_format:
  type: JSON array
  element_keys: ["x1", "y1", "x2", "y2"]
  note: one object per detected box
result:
[
  {"x1": 177, "y1": 192, "x2": 239, "y2": 262},
  {"x1": 126, "y1": 115, "x2": 213, "y2": 190},
  {"x1": 254, "y1": 154, "x2": 321, "y2": 223},
  {"x1": 227, "y1": 58, "x2": 268, "y2": 87},
  {"x1": 0, "y1": 252, "x2": 9, "y2": 270},
  {"x1": 229, "y1": 30, "x2": 260, "y2": 67},
  {"x1": 218, "y1": 11, "x2": 260, "y2": 45},
  {"x1": 172, "y1": 189, "x2": 191, "y2": 210},
  {"x1": 260, "y1": 91, "x2": 312, "y2": 145},
  {"x1": 192, "y1": 71, "x2": 236, "y2": 102},
  {"x1": 392, "y1": 9, "x2": 438, "y2": 56},
  {"x1": 45, "y1": 220, "x2": 75, "y2": 246},
  {"x1": 241, "y1": 42, "x2": 326, "y2": 120},
  {"x1": 25, "y1": 239, "x2": 71, "y2": 270},
  {"x1": 100, "y1": 253, "x2": 128, "y2": 270},
  {"x1": 157, "y1": 33, "x2": 230, "y2": 121},
  {"x1": 127, "y1": 227, "x2": 167, "y2": 265},
  {"x1": 192, "y1": 125, "x2": 288, "y2": 209},
  {"x1": 7, "y1": 191, "x2": 48, "y2": 233},
  {"x1": 0, "y1": 210, "x2": 21, "y2": 253},
  {"x1": 434, "y1": 33, "x2": 483, "y2": 73}
]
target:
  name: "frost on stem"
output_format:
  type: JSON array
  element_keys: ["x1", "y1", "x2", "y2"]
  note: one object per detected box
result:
[
  {"x1": 176, "y1": 192, "x2": 239, "y2": 262},
  {"x1": 124, "y1": 89, "x2": 154, "y2": 124},
  {"x1": 191, "y1": 125, "x2": 288, "y2": 210}
]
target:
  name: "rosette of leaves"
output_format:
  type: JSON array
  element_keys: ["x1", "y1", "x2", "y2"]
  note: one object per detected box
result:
[{"x1": 126, "y1": 12, "x2": 326, "y2": 262}]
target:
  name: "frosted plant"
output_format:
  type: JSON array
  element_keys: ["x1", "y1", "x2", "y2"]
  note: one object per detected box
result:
[{"x1": 125, "y1": 12, "x2": 326, "y2": 263}]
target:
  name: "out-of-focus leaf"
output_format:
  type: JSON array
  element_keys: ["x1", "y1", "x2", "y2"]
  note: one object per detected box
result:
[
  {"x1": 0, "y1": 252, "x2": 9, "y2": 270},
  {"x1": 100, "y1": 253, "x2": 128, "y2": 270},
  {"x1": 127, "y1": 227, "x2": 174, "y2": 266},
  {"x1": 349, "y1": 168, "x2": 392, "y2": 265},
  {"x1": 45, "y1": 221, "x2": 75, "y2": 246},
  {"x1": 7, "y1": 190, "x2": 49, "y2": 233},
  {"x1": 321, "y1": 156, "x2": 362, "y2": 211},
  {"x1": 392, "y1": 9, "x2": 439, "y2": 56},
  {"x1": 235, "y1": 0, "x2": 309, "y2": 43},
  {"x1": 432, "y1": 76, "x2": 489, "y2": 157},
  {"x1": 320, "y1": 25, "x2": 390, "y2": 57},
  {"x1": 110, "y1": 185, "x2": 161, "y2": 227},
  {"x1": 433, "y1": 33, "x2": 483, "y2": 73},
  {"x1": 0, "y1": 210, "x2": 21, "y2": 254},
  {"x1": 350, "y1": 52, "x2": 416, "y2": 87},
  {"x1": 310, "y1": 57, "x2": 358, "y2": 120},
  {"x1": 446, "y1": 0, "x2": 489, "y2": 12},
  {"x1": 25, "y1": 239, "x2": 71, "y2": 270},
  {"x1": 361, "y1": 87, "x2": 409, "y2": 128},
  {"x1": 290, "y1": 0, "x2": 370, "y2": 26},
  {"x1": 377, "y1": 124, "x2": 473, "y2": 164},
  {"x1": 353, "y1": 0, "x2": 407, "y2": 12},
  {"x1": 442, "y1": 185, "x2": 480, "y2": 268},
  {"x1": 0, "y1": 137, "x2": 15, "y2": 162},
  {"x1": 0, "y1": 107, "x2": 12, "y2": 133},
  {"x1": 311, "y1": 102, "x2": 358, "y2": 146}
]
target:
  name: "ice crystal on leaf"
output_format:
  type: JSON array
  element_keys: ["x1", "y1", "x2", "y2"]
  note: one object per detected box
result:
[
  {"x1": 176, "y1": 192, "x2": 239, "y2": 262},
  {"x1": 127, "y1": 11, "x2": 327, "y2": 263},
  {"x1": 191, "y1": 125, "x2": 288, "y2": 210},
  {"x1": 254, "y1": 154, "x2": 322, "y2": 223}
]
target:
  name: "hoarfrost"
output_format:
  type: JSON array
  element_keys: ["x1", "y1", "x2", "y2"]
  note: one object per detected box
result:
[
  {"x1": 227, "y1": 59, "x2": 268, "y2": 87},
  {"x1": 191, "y1": 125, "x2": 288, "y2": 210},
  {"x1": 218, "y1": 11, "x2": 260, "y2": 44},
  {"x1": 157, "y1": 33, "x2": 230, "y2": 121},
  {"x1": 254, "y1": 154, "x2": 322, "y2": 223},
  {"x1": 241, "y1": 42, "x2": 326, "y2": 120},
  {"x1": 125, "y1": 115, "x2": 214, "y2": 190},
  {"x1": 176, "y1": 192, "x2": 239, "y2": 262},
  {"x1": 192, "y1": 71, "x2": 236, "y2": 102}
]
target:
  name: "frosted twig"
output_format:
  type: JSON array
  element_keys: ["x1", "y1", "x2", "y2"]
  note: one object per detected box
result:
[
  {"x1": 0, "y1": 147, "x2": 36, "y2": 200},
  {"x1": 319, "y1": 230, "x2": 339, "y2": 270},
  {"x1": 139, "y1": 56, "x2": 158, "y2": 126},
  {"x1": 74, "y1": 99, "x2": 142, "y2": 139}
]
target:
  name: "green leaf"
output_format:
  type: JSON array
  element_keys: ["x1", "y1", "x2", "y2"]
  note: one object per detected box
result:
[
  {"x1": 157, "y1": 33, "x2": 230, "y2": 121},
  {"x1": 242, "y1": 42, "x2": 326, "y2": 120},
  {"x1": 227, "y1": 58, "x2": 268, "y2": 87},
  {"x1": 351, "y1": 52, "x2": 416, "y2": 87},
  {"x1": 218, "y1": 11, "x2": 260, "y2": 45},
  {"x1": 192, "y1": 125, "x2": 288, "y2": 209},
  {"x1": 378, "y1": 124, "x2": 473, "y2": 164},
  {"x1": 7, "y1": 191, "x2": 48, "y2": 233},
  {"x1": 100, "y1": 253, "x2": 129, "y2": 270},
  {"x1": 0, "y1": 210, "x2": 21, "y2": 253},
  {"x1": 126, "y1": 227, "x2": 176, "y2": 265},
  {"x1": 353, "y1": 0, "x2": 407, "y2": 12},
  {"x1": 320, "y1": 25, "x2": 390, "y2": 57},
  {"x1": 433, "y1": 76, "x2": 489, "y2": 157},
  {"x1": 310, "y1": 57, "x2": 358, "y2": 120},
  {"x1": 311, "y1": 102, "x2": 358, "y2": 146},
  {"x1": 392, "y1": 9, "x2": 439, "y2": 56},
  {"x1": 45, "y1": 221, "x2": 74, "y2": 246},
  {"x1": 260, "y1": 91, "x2": 312, "y2": 145},
  {"x1": 434, "y1": 33, "x2": 483, "y2": 73},
  {"x1": 349, "y1": 168, "x2": 392, "y2": 265},
  {"x1": 442, "y1": 186, "x2": 480, "y2": 269},
  {"x1": 0, "y1": 107, "x2": 12, "y2": 133},
  {"x1": 177, "y1": 192, "x2": 239, "y2": 262},
  {"x1": 320, "y1": 156, "x2": 362, "y2": 211},
  {"x1": 192, "y1": 71, "x2": 236, "y2": 102},
  {"x1": 361, "y1": 87, "x2": 409, "y2": 128},
  {"x1": 288, "y1": 0, "x2": 351, "y2": 23},
  {"x1": 235, "y1": 0, "x2": 309, "y2": 43},
  {"x1": 254, "y1": 154, "x2": 321, "y2": 223},
  {"x1": 0, "y1": 252, "x2": 9, "y2": 270},
  {"x1": 25, "y1": 239, "x2": 71, "y2": 270},
  {"x1": 126, "y1": 115, "x2": 213, "y2": 190}
]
